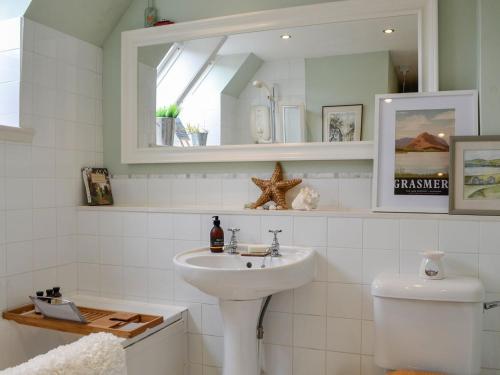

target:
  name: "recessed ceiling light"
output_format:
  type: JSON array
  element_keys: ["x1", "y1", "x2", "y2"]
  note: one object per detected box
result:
[
  {"x1": 280, "y1": 34, "x2": 291, "y2": 40},
  {"x1": 438, "y1": 132, "x2": 445, "y2": 138},
  {"x1": 383, "y1": 28, "x2": 395, "y2": 34},
  {"x1": 384, "y1": 98, "x2": 393, "y2": 103}
]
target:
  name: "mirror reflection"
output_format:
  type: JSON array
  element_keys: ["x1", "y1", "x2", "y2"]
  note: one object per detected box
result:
[{"x1": 137, "y1": 15, "x2": 417, "y2": 148}]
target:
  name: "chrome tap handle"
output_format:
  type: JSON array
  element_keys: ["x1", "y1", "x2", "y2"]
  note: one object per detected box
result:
[
  {"x1": 226, "y1": 228, "x2": 240, "y2": 254},
  {"x1": 268, "y1": 229, "x2": 282, "y2": 257}
]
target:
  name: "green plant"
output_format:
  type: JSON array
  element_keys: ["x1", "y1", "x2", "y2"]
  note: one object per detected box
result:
[
  {"x1": 186, "y1": 123, "x2": 208, "y2": 134},
  {"x1": 156, "y1": 104, "x2": 181, "y2": 118}
]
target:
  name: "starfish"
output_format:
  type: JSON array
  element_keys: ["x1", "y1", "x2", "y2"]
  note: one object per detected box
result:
[{"x1": 250, "y1": 162, "x2": 302, "y2": 210}]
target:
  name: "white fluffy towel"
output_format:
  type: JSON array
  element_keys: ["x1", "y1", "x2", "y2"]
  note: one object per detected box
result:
[{"x1": 1, "y1": 332, "x2": 127, "y2": 375}]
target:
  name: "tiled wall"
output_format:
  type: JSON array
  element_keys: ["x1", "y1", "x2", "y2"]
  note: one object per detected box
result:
[
  {"x1": 75, "y1": 207, "x2": 500, "y2": 375},
  {"x1": 0, "y1": 18, "x2": 103, "y2": 369},
  {"x1": 110, "y1": 172, "x2": 372, "y2": 210},
  {"x1": 0, "y1": 18, "x2": 21, "y2": 127}
]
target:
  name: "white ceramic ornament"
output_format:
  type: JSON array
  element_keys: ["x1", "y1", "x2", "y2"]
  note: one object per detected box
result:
[{"x1": 291, "y1": 187, "x2": 320, "y2": 210}]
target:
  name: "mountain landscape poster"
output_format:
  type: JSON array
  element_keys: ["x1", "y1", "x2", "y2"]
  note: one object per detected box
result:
[{"x1": 394, "y1": 108, "x2": 455, "y2": 195}]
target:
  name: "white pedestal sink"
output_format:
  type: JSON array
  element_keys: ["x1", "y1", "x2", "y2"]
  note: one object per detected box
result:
[{"x1": 174, "y1": 245, "x2": 316, "y2": 375}]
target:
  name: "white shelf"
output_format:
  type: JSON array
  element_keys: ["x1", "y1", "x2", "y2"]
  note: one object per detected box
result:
[{"x1": 77, "y1": 205, "x2": 500, "y2": 222}]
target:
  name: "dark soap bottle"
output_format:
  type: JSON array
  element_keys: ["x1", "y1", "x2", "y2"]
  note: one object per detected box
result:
[{"x1": 210, "y1": 216, "x2": 224, "y2": 253}]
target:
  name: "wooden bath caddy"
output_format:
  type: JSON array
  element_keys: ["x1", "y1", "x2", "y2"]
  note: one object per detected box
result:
[{"x1": 2, "y1": 304, "x2": 164, "y2": 339}]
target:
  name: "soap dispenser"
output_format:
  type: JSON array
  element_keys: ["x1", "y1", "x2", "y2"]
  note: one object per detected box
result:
[
  {"x1": 210, "y1": 216, "x2": 224, "y2": 253},
  {"x1": 419, "y1": 251, "x2": 445, "y2": 279}
]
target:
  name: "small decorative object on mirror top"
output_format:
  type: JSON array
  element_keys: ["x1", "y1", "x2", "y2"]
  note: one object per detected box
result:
[
  {"x1": 250, "y1": 162, "x2": 302, "y2": 210},
  {"x1": 292, "y1": 186, "x2": 320, "y2": 211}
]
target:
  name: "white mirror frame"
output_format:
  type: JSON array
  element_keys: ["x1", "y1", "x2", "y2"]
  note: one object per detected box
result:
[{"x1": 122, "y1": 0, "x2": 438, "y2": 164}]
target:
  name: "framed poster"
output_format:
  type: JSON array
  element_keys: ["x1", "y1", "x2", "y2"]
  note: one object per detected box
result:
[
  {"x1": 322, "y1": 105, "x2": 362, "y2": 142},
  {"x1": 373, "y1": 91, "x2": 478, "y2": 213},
  {"x1": 449, "y1": 136, "x2": 500, "y2": 215}
]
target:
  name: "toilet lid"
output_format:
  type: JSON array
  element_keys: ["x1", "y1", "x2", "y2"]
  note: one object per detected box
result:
[{"x1": 371, "y1": 273, "x2": 484, "y2": 302}]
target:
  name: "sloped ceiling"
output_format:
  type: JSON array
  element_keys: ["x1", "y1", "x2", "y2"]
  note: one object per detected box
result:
[{"x1": 24, "y1": 0, "x2": 134, "y2": 46}]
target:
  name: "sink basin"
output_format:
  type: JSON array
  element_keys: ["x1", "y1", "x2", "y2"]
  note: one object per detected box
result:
[
  {"x1": 174, "y1": 245, "x2": 316, "y2": 300},
  {"x1": 174, "y1": 244, "x2": 316, "y2": 375}
]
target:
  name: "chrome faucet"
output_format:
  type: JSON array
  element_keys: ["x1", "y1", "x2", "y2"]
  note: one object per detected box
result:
[
  {"x1": 268, "y1": 229, "x2": 282, "y2": 257},
  {"x1": 225, "y1": 228, "x2": 240, "y2": 254}
]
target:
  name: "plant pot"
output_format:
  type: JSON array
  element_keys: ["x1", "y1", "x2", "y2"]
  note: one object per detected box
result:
[
  {"x1": 156, "y1": 117, "x2": 176, "y2": 146},
  {"x1": 190, "y1": 132, "x2": 208, "y2": 146}
]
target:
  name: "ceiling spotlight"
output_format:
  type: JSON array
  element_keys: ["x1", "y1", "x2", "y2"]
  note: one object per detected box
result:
[
  {"x1": 383, "y1": 28, "x2": 395, "y2": 34},
  {"x1": 280, "y1": 34, "x2": 291, "y2": 40},
  {"x1": 384, "y1": 98, "x2": 393, "y2": 103},
  {"x1": 438, "y1": 132, "x2": 445, "y2": 138}
]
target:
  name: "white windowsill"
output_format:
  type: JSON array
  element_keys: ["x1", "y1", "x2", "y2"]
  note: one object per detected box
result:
[{"x1": 0, "y1": 125, "x2": 34, "y2": 143}]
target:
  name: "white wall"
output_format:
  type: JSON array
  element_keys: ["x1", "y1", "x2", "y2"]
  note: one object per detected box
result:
[
  {"x1": 0, "y1": 18, "x2": 21, "y2": 127},
  {"x1": 0, "y1": 18, "x2": 103, "y2": 369},
  {"x1": 75, "y1": 196, "x2": 500, "y2": 375}
]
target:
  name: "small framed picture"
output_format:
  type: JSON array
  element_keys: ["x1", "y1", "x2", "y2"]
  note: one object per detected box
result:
[
  {"x1": 449, "y1": 136, "x2": 500, "y2": 215},
  {"x1": 373, "y1": 91, "x2": 478, "y2": 213},
  {"x1": 322, "y1": 104, "x2": 362, "y2": 142}
]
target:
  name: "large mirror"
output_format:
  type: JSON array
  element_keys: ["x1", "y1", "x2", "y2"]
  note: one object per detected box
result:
[{"x1": 122, "y1": 0, "x2": 438, "y2": 163}]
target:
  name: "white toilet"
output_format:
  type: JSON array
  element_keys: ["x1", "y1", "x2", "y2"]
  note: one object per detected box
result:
[{"x1": 372, "y1": 273, "x2": 485, "y2": 375}]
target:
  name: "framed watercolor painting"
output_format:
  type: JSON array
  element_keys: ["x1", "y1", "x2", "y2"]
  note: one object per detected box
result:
[
  {"x1": 373, "y1": 91, "x2": 478, "y2": 213},
  {"x1": 449, "y1": 136, "x2": 500, "y2": 215},
  {"x1": 322, "y1": 104, "x2": 362, "y2": 142}
]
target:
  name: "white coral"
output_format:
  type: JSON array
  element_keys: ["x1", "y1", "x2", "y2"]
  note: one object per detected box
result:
[{"x1": 292, "y1": 187, "x2": 320, "y2": 210}]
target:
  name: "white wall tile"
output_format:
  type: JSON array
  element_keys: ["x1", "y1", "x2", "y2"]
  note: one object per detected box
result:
[
  {"x1": 480, "y1": 254, "x2": 500, "y2": 293},
  {"x1": 293, "y1": 281, "x2": 326, "y2": 316},
  {"x1": 174, "y1": 214, "x2": 201, "y2": 241},
  {"x1": 400, "y1": 219, "x2": 438, "y2": 251},
  {"x1": 293, "y1": 314, "x2": 326, "y2": 349},
  {"x1": 327, "y1": 248, "x2": 362, "y2": 284},
  {"x1": 328, "y1": 218, "x2": 362, "y2": 248},
  {"x1": 326, "y1": 351, "x2": 361, "y2": 375},
  {"x1": 77, "y1": 262, "x2": 99, "y2": 293},
  {"x1": 202, "y1": 304, "x2": 223, "y2": 336},
  {"x1": 261, "y1": 215, "x2": 293, "y2": 245},
  {"x1": 33, "y1": 208, "x2": 56, "y2": 239},
  {"x1": 123, "y1": 237, "x2": 148, "y2": 267},
  {"x1": 480, "y1": 221, "x2": 500, "y2": 254},
  {"x1": 263, "y1": 344, "x2": 292, "y2": 375},
  {"x1": 363, "y1": 219, "x2": 398, "y2": 250},
  {"x1": 196, "y1": 178, "x2": 222, "y2": 207},
  {"x1": 338, "y1": 178, "x2": 371, "y2": 209},
  {"x1": 6, "y1": 241, "x2": 32, "y2": 275},
  {"x1": 148, "y1": 238, "x2": 174, "y2": 269},
  {"x1": 293, "y1": 216, "x2": 327, "y2": 247},
  {"x1": 123, "y1": 212, "x2": 148, "y2": 237},
  {"x1": 148, "y1": 213, "x2": 173, "y2": 239},
  {"x1": 123, "y1": 266, "x2": 148, "y2": 299},
  {"x1": 33, "y1": 238, "x2": 57, "y2": 270},
  {"x1": 439, "y1": 220, "x2": 479, "y2": 253},
  {"x1": 263, "y1": 311, "x2": 293, "y2": 346},
  {"x1": 362, "y1": 249, "x2": 399, "y2": 284},
  {"x1": 99, "y1": 236, "x2": 123, "y2": 265},
  {"x1": 293, "y1": 347, "x2": 325, "y2": 375},
  {"x1": 327, "y1": 317, "x2": 361, "y2": 354},
  {"x1": 327, "y1": 283, "x2": 362, "y2": 319},
  {"x1": 202, "y1": 335, "x2": 224, "y2": 367},
  {"x1": 147, "y1": 178, "x2": 171, "y2": 207},
  {"x1": 100, "y1": 264, "x2": 123, "y2": 296},
  {"x1": 148, "y1": 268, "x2": 173, "y2": 300},
  {"x1": 5, "y1": 209, "x2": 32, "y2": 243},
  {"x1": 77, "y1": 235, "x2": 99, "y2": 263}
]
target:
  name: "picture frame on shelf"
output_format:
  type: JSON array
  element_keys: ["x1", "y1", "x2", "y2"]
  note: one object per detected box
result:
[
  {"x1": 372, "y1": 91, "x2": 479, "y2": 213},
  {"x1": 322, "y1": 104, "x2": 362, "y2": 142},
  {"x1": 449, "y1": 135, "x2": 500, "y2": 215}
]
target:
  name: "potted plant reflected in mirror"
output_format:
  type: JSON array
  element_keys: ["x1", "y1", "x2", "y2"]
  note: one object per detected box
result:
[
  {"x1": 186, "y1": 124, "x2": 208, "y2": 146},
  {"x1": 156, "y1": 104, "x2": 180, "y2": 146}
]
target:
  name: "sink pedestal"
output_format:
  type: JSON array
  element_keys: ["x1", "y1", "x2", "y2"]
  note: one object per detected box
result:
[{"x1": 219, "y1": 299, "x2": 263, "y2": 375}]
